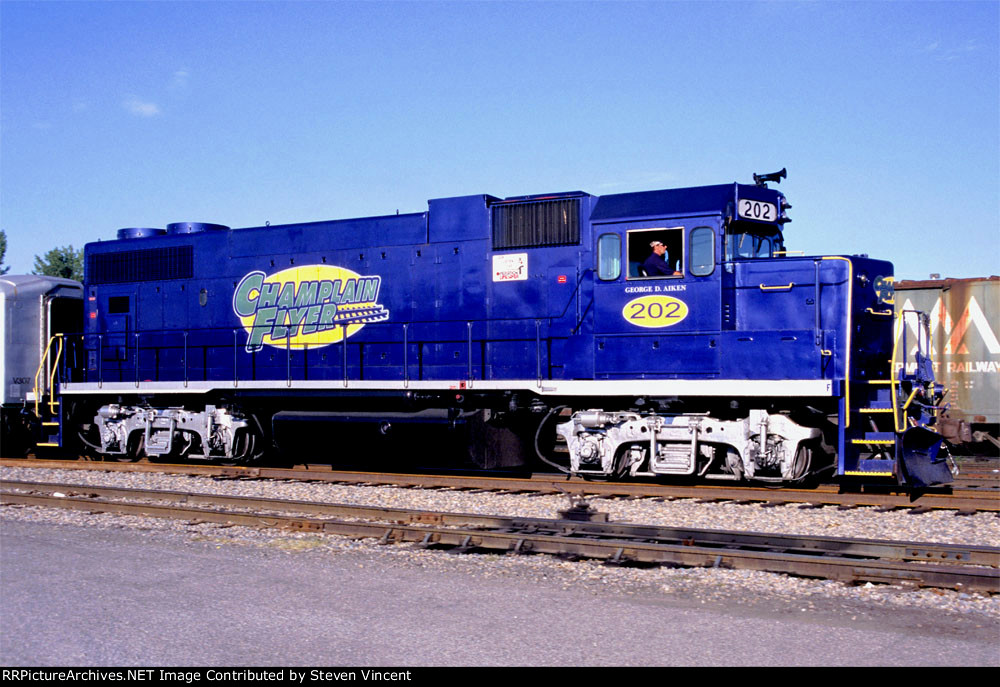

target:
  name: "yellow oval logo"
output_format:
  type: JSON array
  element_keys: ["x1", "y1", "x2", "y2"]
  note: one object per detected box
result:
[
  {"x1": 622, "y1": 295, "x2": 689, "y2": 328},
  {"x1": 233, "y1": 264, "x2": 390, "y2": 352}
]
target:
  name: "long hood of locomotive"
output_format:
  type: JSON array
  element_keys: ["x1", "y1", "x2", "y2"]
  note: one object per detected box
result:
[{"x1": 74, "y1": 189, "x2": 885, "y2": 397}]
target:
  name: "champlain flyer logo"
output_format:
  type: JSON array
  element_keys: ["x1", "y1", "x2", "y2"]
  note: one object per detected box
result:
[{"x1": 232, "y1": 265, "x2": 390, "y2": 352}]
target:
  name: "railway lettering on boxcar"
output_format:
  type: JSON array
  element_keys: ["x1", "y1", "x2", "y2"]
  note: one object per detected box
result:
[
  {"x1": 233, "y1": 265, "x2": 389, "y2": 352},
  {"x1": 894, "y1": 277, "x2": 999, "y2": 439}
]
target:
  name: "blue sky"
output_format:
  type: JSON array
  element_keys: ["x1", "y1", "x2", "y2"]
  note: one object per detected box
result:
[{"x1": 1, "y1": 0, "x2": 997, "y2": 280}]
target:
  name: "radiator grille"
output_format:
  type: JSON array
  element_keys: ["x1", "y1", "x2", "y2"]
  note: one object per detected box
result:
[
  {"x1": 492, "y1": 199, "x2": 580, "y2": 250},
  {"x1": 88, "y1": 245, "x2": 194, "y2": 284}
]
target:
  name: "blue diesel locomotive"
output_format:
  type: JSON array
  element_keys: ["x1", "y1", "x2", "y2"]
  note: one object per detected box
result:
[{"x1": 19, "y1": 171, "x2": 954, "y2": 486}]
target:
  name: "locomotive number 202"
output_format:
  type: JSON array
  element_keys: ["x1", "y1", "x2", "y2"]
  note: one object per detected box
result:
[
  {"x1": 622, "y1": 295, "x2": 690, "y2": 329},
  {"x1": 738, "y1": 199, "x2": 777, "y2": 221}
]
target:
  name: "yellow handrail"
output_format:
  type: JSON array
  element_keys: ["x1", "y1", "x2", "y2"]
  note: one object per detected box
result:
[
  {"x1": 890, "y1": 311, "x2": 934, "y2": 433},
  {"x1": 48, "y1": 335, "x2": 64, "y2": 414},
  {"x1": 890, "y1": 312, "x2": 903, "y2": 433},
  {"x1": 32, "y1": 334, "x2": 62, "y2": 417}
]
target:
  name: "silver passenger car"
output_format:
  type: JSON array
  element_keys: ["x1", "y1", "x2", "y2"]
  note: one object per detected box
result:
[{"x1": 0, "y1": 275, "x2": 83, "y2": 455}]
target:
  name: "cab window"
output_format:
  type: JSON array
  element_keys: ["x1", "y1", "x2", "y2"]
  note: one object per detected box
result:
[
  {"x1": 626, "y1": 227, "x2": 683, "y2": 279},
  {"x1": 689, "y1": 227, "x2": 715, "y2": 276},
  {"x1": 597, "y1": 233, "x2": 621, "y2": 281},
  {"x1": 725, "y1": 228, "x2": 783, "y2": 260}
]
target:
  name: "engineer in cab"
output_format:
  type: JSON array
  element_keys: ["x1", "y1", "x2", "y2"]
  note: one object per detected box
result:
[{"x1": 642, "y1": 240, "x2": 682, "y2": 277}]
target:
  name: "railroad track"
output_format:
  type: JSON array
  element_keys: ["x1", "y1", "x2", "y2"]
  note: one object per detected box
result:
[
  {"x1": 2, "y1": 458, "x2": 998, "y2": 513},
  {"x1": 2, "y1": 479, "x2": 997, "y2": 594},
  {"x1": 953, "y1": 461, "x2": 1000, "y2": 483},
  {"x1": 953, "y1": 477, "x2": 1000, "y2": 491}
]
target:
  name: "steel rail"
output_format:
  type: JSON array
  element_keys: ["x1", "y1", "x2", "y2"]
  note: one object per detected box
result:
[
  {"x1": 2, "y1": 481, "x2": 998, "y2": 592},
  {"x1": 953, "y1": 476, "x2": 999, "y2": 484},
  {"x1": 2, "y1": 459, "x2": 997, "y2": 511},
  {"x1": 2, "y1": 479, "x2": 997, "y2": 566},
  {"x1": 952, "y1": 481, "x2": 1000, "y2": 492}
]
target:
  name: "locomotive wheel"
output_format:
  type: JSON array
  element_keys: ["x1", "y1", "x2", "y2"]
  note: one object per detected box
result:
[
  {"x1": 787, "y1": 442, "x2": 813, "y2": 483},
  {"x1": 110, "y1": 433, "x2": 144, "y2": 463},
  {"x1": 610, "y1": 444, "x2": 639, "y2": 481},
  {"x1": 73, "y1": 424, "x2": 107, "y2": 462},
  {"x1": 217, "y1": 414, "x2": 267, "y2": 467}
]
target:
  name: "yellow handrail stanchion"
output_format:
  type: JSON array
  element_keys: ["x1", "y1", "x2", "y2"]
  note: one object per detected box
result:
[
  {"x1": 32, "y1": 334, "x2": 60, "y2": 418},
  {"x1": 890, "y1": 312, "x2": 903, "y2": 433},
  {"x1": 48, "y1": 334, "x2": 64, "y2": 415}
]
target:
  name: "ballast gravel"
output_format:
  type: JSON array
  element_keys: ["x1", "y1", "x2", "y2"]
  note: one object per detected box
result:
[
  {"x1": 2, "y1": 465, "x2": 998, "y2": 623},
  {"x1": 3, "y1": 465, "x2": 998, "y2": 545}
]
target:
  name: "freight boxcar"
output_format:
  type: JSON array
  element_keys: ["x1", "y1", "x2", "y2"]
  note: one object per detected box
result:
[{"x1": 895, "y1": 276, "x2": 1000, "y2": 453}]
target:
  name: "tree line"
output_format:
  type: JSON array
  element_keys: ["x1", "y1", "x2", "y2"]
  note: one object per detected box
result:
[{"x1": 0, "y1": 229, "x2": 84, "y2": 281}]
